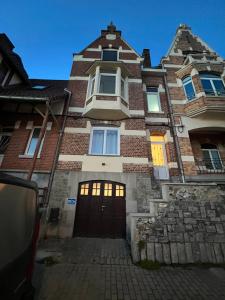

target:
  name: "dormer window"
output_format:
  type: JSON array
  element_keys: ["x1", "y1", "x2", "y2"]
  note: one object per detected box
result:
[
  {"x1": 182, "y1": 76, "x2": 196, "y2": 101},
  {"x1": 200, "y1": 73, "x2": 225, "y2": 96},
  {"x1": 102, "y1": 49, "x2": 118, "y2": 61}
]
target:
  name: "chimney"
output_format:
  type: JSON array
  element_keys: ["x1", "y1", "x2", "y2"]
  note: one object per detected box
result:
[{"x1": 142, "y1": 49, "x2": 151, "y2": 68}]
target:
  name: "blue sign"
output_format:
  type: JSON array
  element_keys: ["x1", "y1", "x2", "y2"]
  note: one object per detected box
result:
[{"x1": 67, "y1": 198, "x2": 76, "y2": 205}]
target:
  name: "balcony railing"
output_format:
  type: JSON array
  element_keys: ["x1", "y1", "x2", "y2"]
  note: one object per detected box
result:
[
  {"x1": 195, "y1": 158, "x2": 225, "y2": 174},
  {"x1": 204, "y1": 89, "x2": 225, "y2": 97}
]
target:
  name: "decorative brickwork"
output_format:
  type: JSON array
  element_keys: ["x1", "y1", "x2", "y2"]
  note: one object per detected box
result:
[
  {"x1": 60, "y1": 133, "x2": 90, "y2": 155},
  {"x1": 121, "y1": 136, "x2": 148, "y2": 157},
  {"x1": 57, "y1": 161, "x2": 82, "y2": 171}
]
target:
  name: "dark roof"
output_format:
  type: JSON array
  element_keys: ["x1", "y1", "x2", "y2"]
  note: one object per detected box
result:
[
  {"x1": 0, "y1": 79, "x2": 68, "y2": 102},
  {"x1": 0, "y1": 33, "x2": 29, "y2": 83}
]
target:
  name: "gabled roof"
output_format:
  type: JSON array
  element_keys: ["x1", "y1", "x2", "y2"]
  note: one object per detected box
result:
[
  {"x1": 0, "y1": 79, "x2": 68, "y2": 102},
  {"x1": 0, "y1": 33, "x2": 29, "y2": 84}
]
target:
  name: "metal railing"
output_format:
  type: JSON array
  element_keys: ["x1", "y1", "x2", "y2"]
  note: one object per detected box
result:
[
  {"x1": 204, "y1": 89, "x2": 225, "y2": 97},
  {"x1": 195, "y1": 158, "x2": 225, "y2": 174}
]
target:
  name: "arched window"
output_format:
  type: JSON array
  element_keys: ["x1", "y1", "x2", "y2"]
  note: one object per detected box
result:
[
  {"x1": 200, "y1": 73, "x2": 225, "y2": 96},
  {"x1": 182, "y1": 76, "x2": 196, "y2": 101},
  {"x1": 201, "y1": 144, "x2": 223, "y2": 170}
]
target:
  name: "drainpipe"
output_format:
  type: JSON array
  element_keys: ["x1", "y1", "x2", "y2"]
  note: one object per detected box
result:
[
  {"x1": 162, "y1": 66, "x2": 185, "y2": 183},
  {"x1": 27, "y1": 103, "x2": 50, "y2": 180},
  {"x1": 44, "y1": 88, "x2": 72, "y2": 209}
]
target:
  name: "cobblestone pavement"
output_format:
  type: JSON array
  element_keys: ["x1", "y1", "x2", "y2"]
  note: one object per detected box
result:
[{"x1": 34, "y1": 238, "x2": 225, "y2": 300}]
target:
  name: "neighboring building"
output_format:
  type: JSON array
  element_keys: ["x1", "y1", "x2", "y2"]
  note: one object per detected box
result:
[
  {"x1": 161, "y1": 24, "x2": 225, "y2": 182},
  {"x1": 0, "y1": 33, "x2": 69, "y2": 206}
]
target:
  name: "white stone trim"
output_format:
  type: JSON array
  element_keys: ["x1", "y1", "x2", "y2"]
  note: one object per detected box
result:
[
  {"x1": 164, "y1": 130, "x2": 173, "y2": 143},
  {"x1": 181, "y1": 155, "x2": 195, "y2": 162},
  {"x1": 130, "y1": 110, "x2": 145, "y2": 116},
  {"x1": 86, "y1": 48, "x2": 102, "y2": 52},
  {"x1": 145, "y1": 117, "x2": 168, "y2": 123},
  {"x1": 14, "y1": 120, "x2": 21, "y2": 129},
  {"x1": 68, "y1": 107, "x2": 84, "y2": 113},
  {"x1": 142, "y1": 67, "x2": 166, "y2": 73},
  {"x1": 171, "y1": 99, "x2": 186, "y2": 104},
  {"x1": 167, "y1": 82, "x2": 179, "y2": 87},
  {"x1": 58, "y1": 154, "x2": 149, "y2": 164},
  {"x1": 69, "y1": 76, "x2": 89, "y2": 81},
  {"x1": 26, "y1": 121, "x2": 33, "y2": 130},
  {"x1": 163, "y1": 64, "x2": 184, "y2": 68},
  {"x1": 128, "y1": 78, "x2": 142, "y2": 83}
]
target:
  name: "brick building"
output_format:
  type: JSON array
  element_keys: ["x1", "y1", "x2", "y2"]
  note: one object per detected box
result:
[
  {"x1": 0, "y1": 33, "x2": 69, "y2": 205},
  {"x1": 161, "y1": 24, "x2": 225, "y2": 181}
]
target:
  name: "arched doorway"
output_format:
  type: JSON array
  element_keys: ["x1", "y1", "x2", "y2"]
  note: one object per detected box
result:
[{"x1": 73, "y1": 180, "x2": 126, "y2": 238}]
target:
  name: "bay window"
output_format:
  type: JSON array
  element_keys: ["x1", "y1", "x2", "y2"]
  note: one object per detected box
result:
[
  {"x1": 182, "y1": 76, "x2": 196, "y2": 101},
  {"x1": 90, "y1": 127, "x2": 120, "y2": 155},
  {"x1": 87, "y1": 66, "x2": 128, "y2": 100},
  {"x1": 200, "y1": 73, "x2": 225, "y2": 96}
]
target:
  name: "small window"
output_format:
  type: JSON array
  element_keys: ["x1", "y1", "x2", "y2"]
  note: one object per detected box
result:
[
  {"x1": 115, "y1": 185, "x2": 124, "y2": 197},
  {"x1": 104, "y1": 183, "x2": 112, "y2": 196},
  {"x1": 26, "y1": 127, "x2": 44, "y2": 156},
  {"x1": 200, "y1": 73, "x2": 225, "y2": 96},
  {"x1": 201, "y1": 144, "x2": 223, "y2": 170},
  {"x1": 182, "y1": 76, "x2": 196, "y2": 101},
  {"x1": 90, "y1": 127, "x2": 119, "y2": 155},
  {"x1": 0, "y1": 129, "x2": 12, "y2": 154},
  {"x1": 80, "y1": 183, "x2": 89, "y2": 195},
  {"x1": 102, "y1": 50, "x2": 117, "y2": 61},
  {"x1": 92, "y1": 183, "x2": 101, "y2": 196},
  {"x1": 146, "y1": 87, "x2": 161, "y2": 112},
  {"x1": 99, "y1": 73, "x2": 116, "y2": 94}
]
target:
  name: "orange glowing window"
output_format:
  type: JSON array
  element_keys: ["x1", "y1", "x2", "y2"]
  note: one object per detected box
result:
[
  {"x1": 92, "y1": 182, "x2": 101, "y2": 196},
  {"x1": 115, "y1": 185, "x2": 124, "y2": 197},
  {"x1": 80, "y1": 183, "x2": 89, "y2": 195},
  {"x1": 104, "y1": 183, "x2": 112, "y2": 196}
]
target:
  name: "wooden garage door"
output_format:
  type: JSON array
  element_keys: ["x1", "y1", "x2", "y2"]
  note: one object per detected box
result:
[{"x1": 73, "y1": 181, "x2": 126, "y2": 238}]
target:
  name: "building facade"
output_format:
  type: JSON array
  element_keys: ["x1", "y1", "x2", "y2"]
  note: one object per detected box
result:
[{"x1": 0, "y1": 33, "x2": 69, "y2": 206}]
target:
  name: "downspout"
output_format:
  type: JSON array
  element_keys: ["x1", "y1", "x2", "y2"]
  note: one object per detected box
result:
[
  {"x1": 162, "y1": 66, "x2": 185, "y2": 183},
  {"x1": 27, "y1": 102, "x2": 50, "y2": 180},
  {"x1": 44, "y1": 88, "x2": 72, "y2": 208}
]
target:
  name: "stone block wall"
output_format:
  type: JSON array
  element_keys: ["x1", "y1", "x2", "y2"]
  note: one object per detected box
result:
[{"x1": 131, "y1": 183, "x2": 225, "y2": 264}]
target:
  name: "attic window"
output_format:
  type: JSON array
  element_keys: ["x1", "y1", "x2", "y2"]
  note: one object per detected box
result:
[
  {"x1": 32, "y1": 85, "x2": 46, "y2": 90},
  {"x1": 102, "y1": 50, "x2": 117, "y2": 61}
]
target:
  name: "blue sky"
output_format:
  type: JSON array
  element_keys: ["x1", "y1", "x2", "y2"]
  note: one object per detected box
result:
[{"x1": 1, "y1": 0, "x2": 225, "y2": 79}]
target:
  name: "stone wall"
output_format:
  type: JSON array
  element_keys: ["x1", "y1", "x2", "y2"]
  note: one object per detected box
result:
[{"x1": 131, "y1": 183, "x2": 225, "y2": 264}]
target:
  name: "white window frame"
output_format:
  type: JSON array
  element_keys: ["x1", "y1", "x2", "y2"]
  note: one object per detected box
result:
[
  {"x1": 25, "y1": 126, "x2": 45, "y2": 157},
  {"x1": 98, "y1": 72, "x2": 117, "y2": 95},
  {"x1": 89, "y1": 127, "x2": 120, "y2": 156},
  {"x1": 202, "y1": 148, "x2": 223, "y2": 170},
  {"x1": 101, "y1": 49, "x2": 118, "y2": 61},
  {"x1": 146, "y1": 88, "x2": 162, "y2": 113},
  {"x1": 182, "y1": 76, "x2": 196, "y2": 101},
  {"x1": 88, "y1": 75, "x2": 96, "y2": 97},
  {"x1": 200, "y1": 75, "x2": 225, "y2": 97}
]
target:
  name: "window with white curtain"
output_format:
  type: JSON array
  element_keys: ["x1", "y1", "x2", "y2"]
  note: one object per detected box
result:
[{"x1": 90, "y1": 127, "x2": 120, "y2": 155}]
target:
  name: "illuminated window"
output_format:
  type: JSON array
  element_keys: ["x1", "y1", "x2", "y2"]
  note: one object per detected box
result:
[
  {"x1": 115, "y1": 185, "x2": 124, "y2": 197},
  {"x1": 80, "y1": 183, "x2": 89, "y2": 195},
  {"x1": 92, "y1": 182, "x2": 101, "y2": 196},
  {"x1": 150, "y1": 136, "x2": 165, "y2": 166},
  {"x1": 104, "y1": 183, "x2": 112, "y2": 196}
]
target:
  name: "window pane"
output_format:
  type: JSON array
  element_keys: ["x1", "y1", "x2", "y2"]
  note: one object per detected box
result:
[
  {"x1": 0, "y1": 135, "x2": 11, "y2": 154},
  {"x1": 90, "y1": 77, "x2": 95, "y2": 95},
  {"x1": 104, "y1": 183, "x2": 112, "y2": 196},
  {"x1": 213, "y1": 80, "x2": 225, "y2": 96},
  {"x1": 92, "y1": 183, "x2": 101, "y2": 196},
  {"x1": 147, "y1": 93, "x2": 160, "y2": 112},
  {"x1": 27, "y1": 128, "x2": 41, "y2": 155},
  {"x1": 184, "y1": 82, "x2": 195, "y2": 100},
  {"x1": 201, "y1": 79, "x2": 215, "y2": 95},
  {"x1": 105, "y1": 130, "x2": 118, "y2": 154},
  {"x1": 211, "y1": 150, "x2": 223, "y2": 169},
  {"x1": 116, "y1": 185, "x2": 124, "y2": 197},
  {"x1": 99, "y1": 75, "x2": 116, "y2": 94},
  {"x1": 80, "y1": 184, "x2": 89, "y2": 195},
  {"x1": 102, "y1": 50, "x2": 117, "y2": 61},
  {"x1": 91, "y1": 130, "x2": 104, "y2": 154}
]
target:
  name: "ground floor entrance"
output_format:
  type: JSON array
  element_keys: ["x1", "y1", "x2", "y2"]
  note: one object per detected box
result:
[{"x1": 73, "y1": 180, "x2": 126, "y2": 238}]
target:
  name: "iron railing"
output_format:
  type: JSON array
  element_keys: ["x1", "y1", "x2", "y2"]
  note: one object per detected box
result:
[{"x1": 195, "y1": 158, "x2": 225, "y2": 174}]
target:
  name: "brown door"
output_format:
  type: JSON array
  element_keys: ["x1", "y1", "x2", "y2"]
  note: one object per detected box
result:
[{"x1": 73, "y1": 181, "x2": 126, "y2": 238}]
